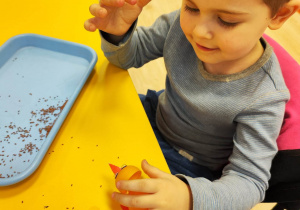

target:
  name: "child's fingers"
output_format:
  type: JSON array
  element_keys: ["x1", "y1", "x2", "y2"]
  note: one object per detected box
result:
[
  {"x1": 85, "y1": 17, "x2": 109, "y2": 31},
  {"x1": 116, "y1": 179, "x2": 159, "y2": 193},
  {"x1": 84, "y1": 17, "x2": 108, "y2": 32},
  {"x1": 137, "y1": 0, "x2": 152, "y2": 7},
  {"x1": 125, "y1": 0, "x2": 138, "y2": 5},
  {"x1": 84, "y1": 19, "x2": 97, "y2": 32},
  {"x1": 112, "y1": 192, "x2": 157, "y2": 209},
  {"x1": 100, "y1": 0, "x2": 125, "y2": 7},
  {"x1": 100, "y1": 0, "x2": 137, "y2": 7},
  {"x1": 89, "y1": 4, "x2": 107, "y2": 18},
  {"x1": 141, "y1": 159, "x2": 169, "y2": 179}
]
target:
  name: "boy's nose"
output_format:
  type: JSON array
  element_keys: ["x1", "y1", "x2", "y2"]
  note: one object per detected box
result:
[{"x1": 192, "y1": 22, "x2": 213, "y2": 40}]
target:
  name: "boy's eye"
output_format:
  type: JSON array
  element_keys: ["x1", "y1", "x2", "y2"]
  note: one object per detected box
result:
[
  {"x1": 184, "y1": 5, "x2": 199, "y2": 13},
  {"x1": 184, "y1": 4, "x2": 240, "y2": 29},
  {"x1": 218, "y1": 17, "x2": 239, "y2": 28}
]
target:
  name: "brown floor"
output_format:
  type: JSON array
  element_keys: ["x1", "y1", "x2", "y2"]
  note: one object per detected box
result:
[{"x1": 128, "y1": 2, "x2": 300, "y2": 209}]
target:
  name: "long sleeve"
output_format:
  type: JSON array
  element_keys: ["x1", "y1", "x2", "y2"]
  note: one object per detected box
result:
[
  {"x1": 100, "y1": 10, "x2": 178, "y2": 69},
  {"x1": 99, "y1": 9, "x2": 290, "y2": 210},
  {"x1": 177, "y1": 89, "x2": 288, "y2": 209}
]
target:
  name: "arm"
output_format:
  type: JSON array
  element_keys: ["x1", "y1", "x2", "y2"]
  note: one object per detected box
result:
[
  {"x1": 177, "y1": 90, "x2": 289, "y2": 209},
  {"x1": 84, "y1": 0, "x2": 178, "y2": 69},
  {"x1": 111, "y1": 91, "x2": 288, "y2": 210},
  {"x1": 84, "y1": 0, "x2": 151, "y2": 36},
  {"x1": 99, "y1": 10, "x2": 179, "y2": 69}
]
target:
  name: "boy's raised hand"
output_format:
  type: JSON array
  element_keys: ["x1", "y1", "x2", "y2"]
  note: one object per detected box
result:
[
  {"x1": 84, "y1": 0, "x2": 151, "y2": 36},
  {"x1": 112, "y1": 160, "x2": 192, "y2": 210}
]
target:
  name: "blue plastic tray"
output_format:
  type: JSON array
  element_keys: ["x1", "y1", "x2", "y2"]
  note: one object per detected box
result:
[{"x1": 0, "y1": 34, "x2": 97, "y2": 186}]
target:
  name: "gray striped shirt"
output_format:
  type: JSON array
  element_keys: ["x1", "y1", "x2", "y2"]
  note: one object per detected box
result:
[{"x1": 101, "y1": 10, "x2": 289, "y2": 210}]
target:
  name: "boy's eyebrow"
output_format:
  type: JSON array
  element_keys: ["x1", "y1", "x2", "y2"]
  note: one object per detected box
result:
[
  {"x1": 186, "y1": 0, "x2": 197, "y2": 6},
  {"x1": 215, "y1": 9, "x2": 249, "y2": 15}
]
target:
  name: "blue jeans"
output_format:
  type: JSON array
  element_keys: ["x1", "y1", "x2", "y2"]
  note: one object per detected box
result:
[{"x1": 139, "y1": 90, "x2": 221, "y2": 180}]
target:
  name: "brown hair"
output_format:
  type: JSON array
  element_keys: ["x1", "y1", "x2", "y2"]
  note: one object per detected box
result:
[{"x1": 263, "y1": 0, "x2": 290, "y2": 17}]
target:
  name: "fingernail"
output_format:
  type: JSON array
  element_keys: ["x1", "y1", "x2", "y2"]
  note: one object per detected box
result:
[
  {"x1": 116, "y1": 181, "x2": 121, "y2": 189},
  {"x1": 111, "y1": 192, "x2": 115, "y2": 199}
]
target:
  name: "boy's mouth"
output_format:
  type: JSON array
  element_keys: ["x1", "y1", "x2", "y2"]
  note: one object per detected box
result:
[{"x1": 196, "y1": 43, "x2": 218, "y2": 52}]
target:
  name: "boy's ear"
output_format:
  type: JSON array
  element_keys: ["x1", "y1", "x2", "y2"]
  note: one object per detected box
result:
[{"x1": 268, "y1": 1, "x2": 300, "y2": 30}]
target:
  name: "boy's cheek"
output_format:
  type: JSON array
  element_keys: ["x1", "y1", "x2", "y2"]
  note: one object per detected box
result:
[{"x1": 180, "y1": 15, "x2": 193, "y2": 34}]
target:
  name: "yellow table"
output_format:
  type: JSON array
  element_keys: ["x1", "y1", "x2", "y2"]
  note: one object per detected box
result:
[{"x1": 0, "y1": 0, "x2": 169, "y2": 209}]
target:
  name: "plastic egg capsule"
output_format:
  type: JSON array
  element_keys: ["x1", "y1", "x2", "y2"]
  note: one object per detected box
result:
[{"x1": 109, "y1": 164, "x2": 147, "y2": 210}]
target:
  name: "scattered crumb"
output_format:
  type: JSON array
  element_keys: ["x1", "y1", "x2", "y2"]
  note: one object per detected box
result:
[{"x1": 1, "y1": 97, "x2": 68, "y2": 178}]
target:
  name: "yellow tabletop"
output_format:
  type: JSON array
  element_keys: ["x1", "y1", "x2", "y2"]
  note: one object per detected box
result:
[{"x1": 0, "y1": 0, "x2": 169, "y2": 209}]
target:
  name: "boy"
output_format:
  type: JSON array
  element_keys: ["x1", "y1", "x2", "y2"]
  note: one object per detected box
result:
[{"x1": 84, "y1": 0, "x2": 299, "y2": 209}]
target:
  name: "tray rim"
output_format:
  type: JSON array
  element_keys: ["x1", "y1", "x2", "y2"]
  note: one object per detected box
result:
[{"x1": 0, "y1": 33, "x2": 98, "y2": 186}]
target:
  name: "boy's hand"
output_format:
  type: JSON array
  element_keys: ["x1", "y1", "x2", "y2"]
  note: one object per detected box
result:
[
  {"x1": 112, "y1": 160, "x2": 193, "y2": 210},
  {"x1": 84, "y1": 0, "x2": 151, "y2": 36}
]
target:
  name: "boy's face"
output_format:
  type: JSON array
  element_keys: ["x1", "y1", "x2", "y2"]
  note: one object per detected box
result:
[{"x1": 180, "y1": 0, "x2": 273, "y2": 74}]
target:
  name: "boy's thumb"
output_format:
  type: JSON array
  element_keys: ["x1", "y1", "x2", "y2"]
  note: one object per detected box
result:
[
  {"x1": 138, "y1": 0, "x2": 152, "y2": 7},
  {"x1": 141, "y1": 159, "x2": 167, "y2": 178}
]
